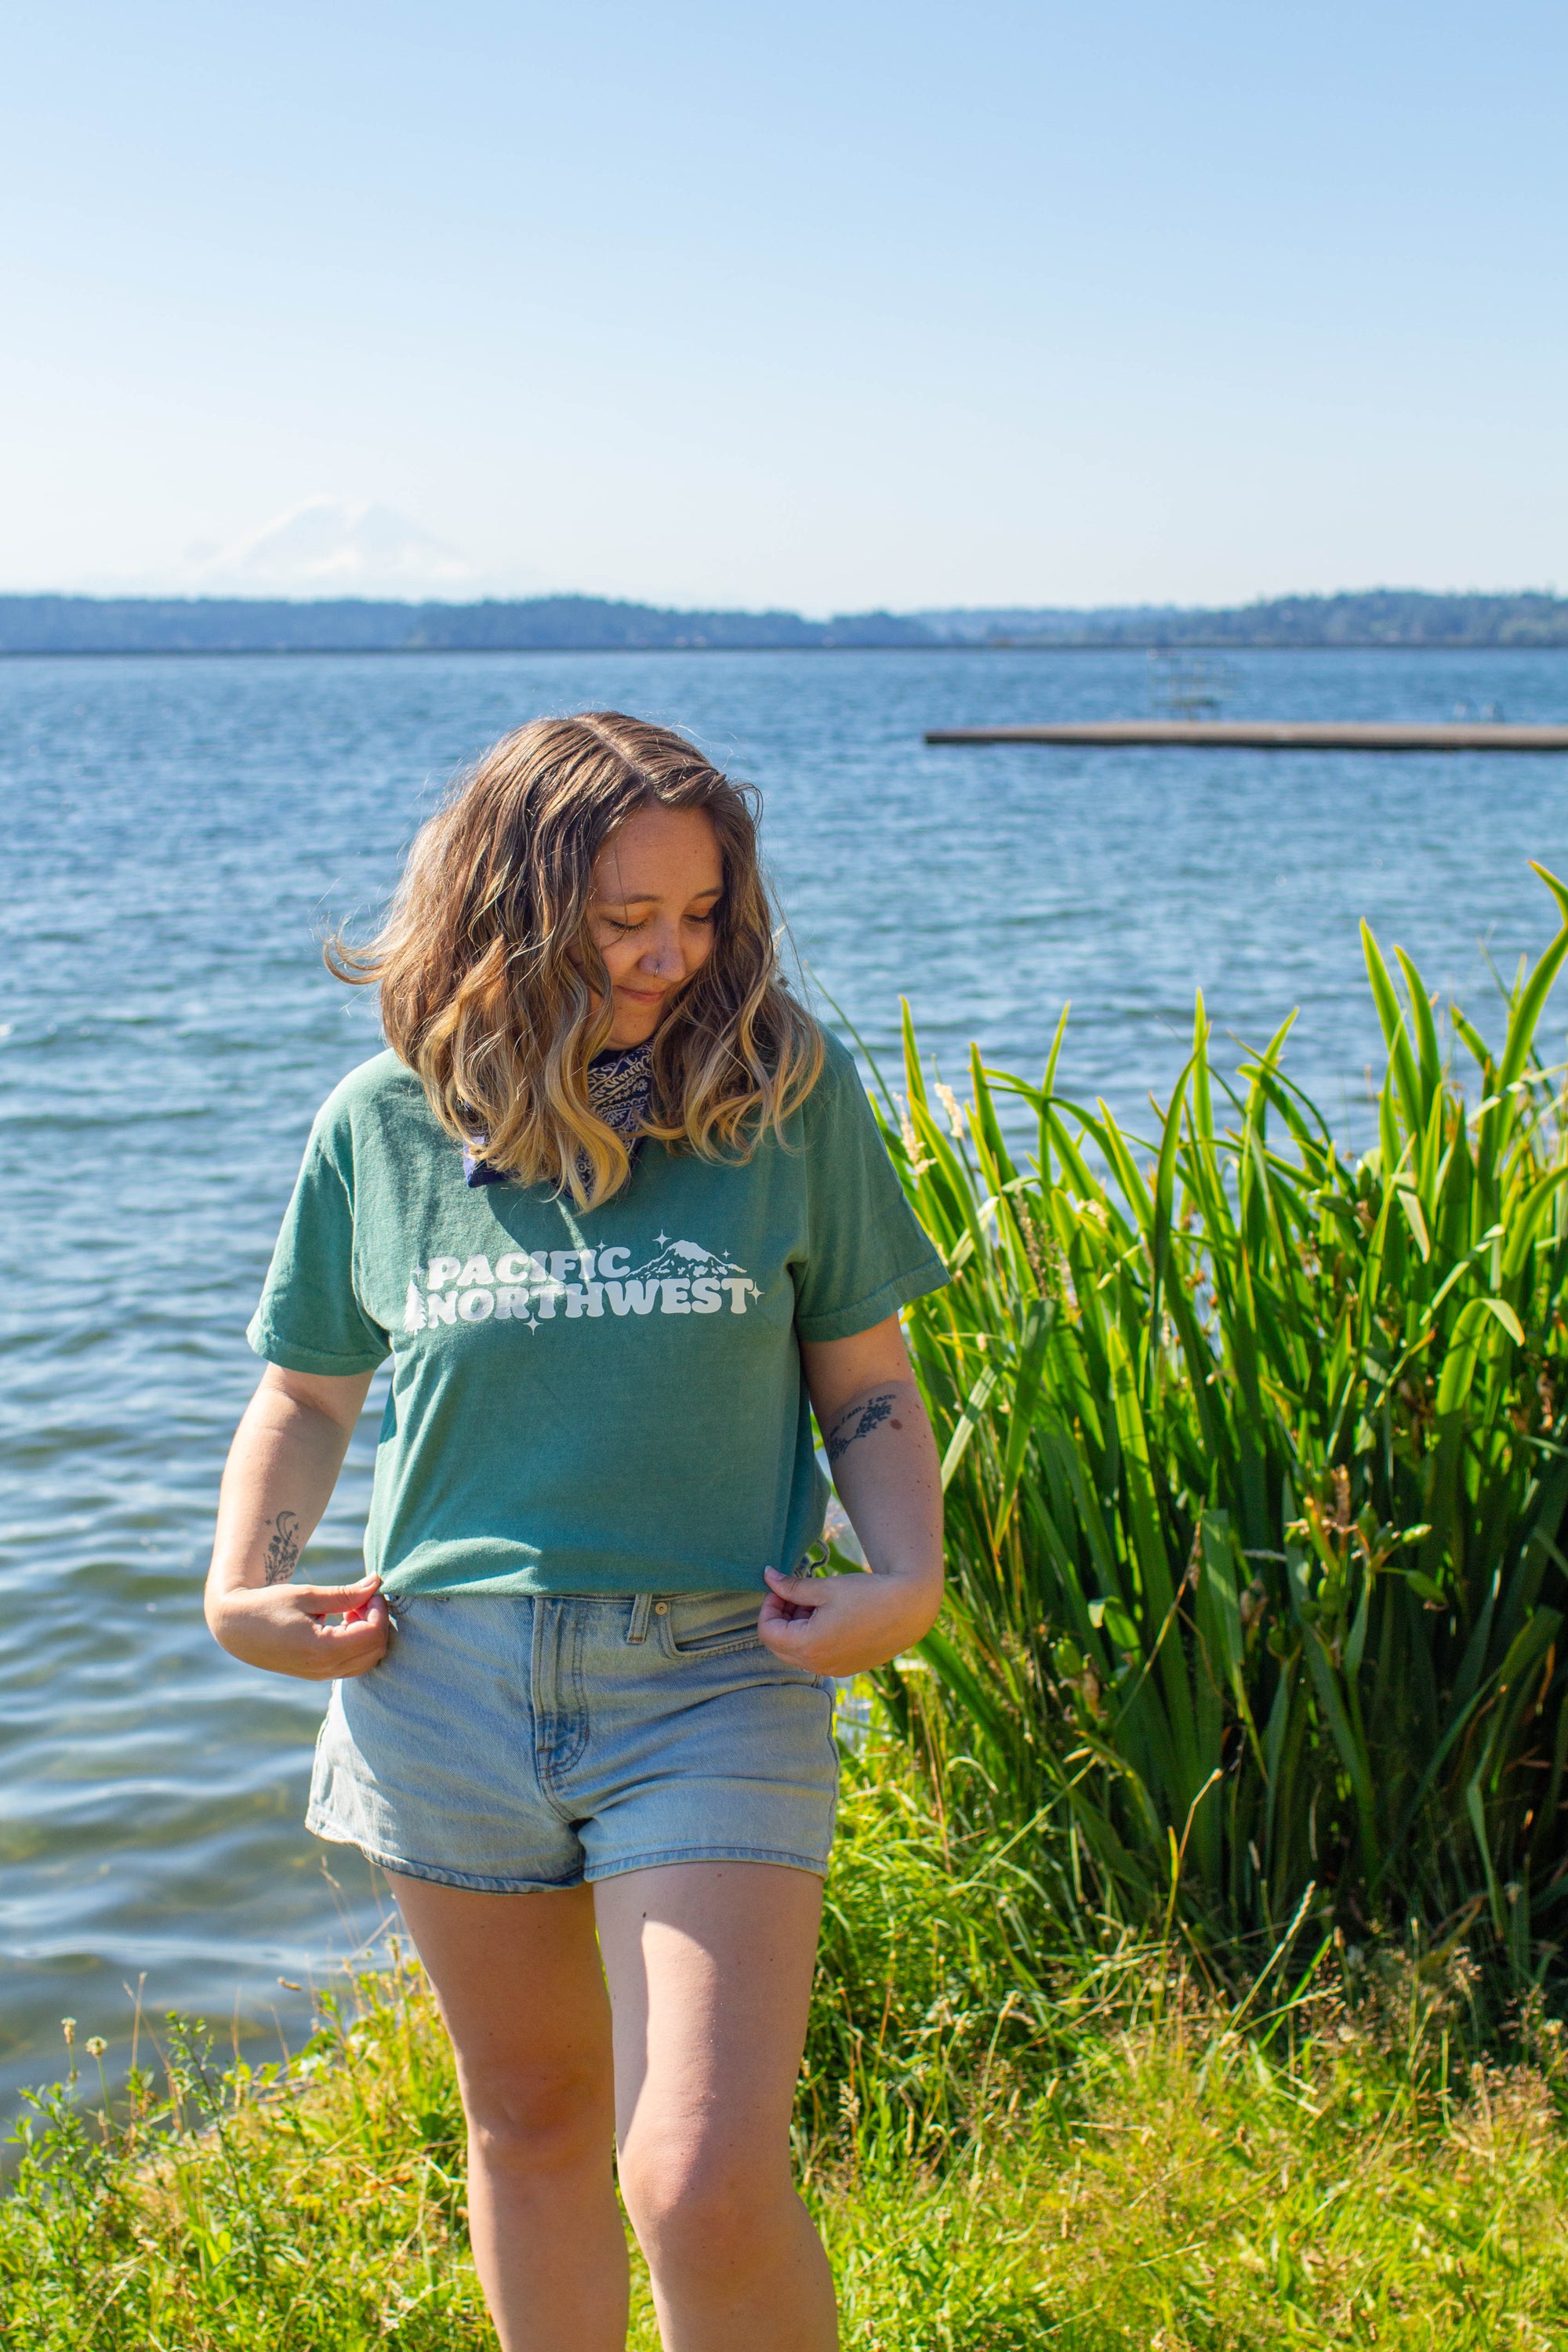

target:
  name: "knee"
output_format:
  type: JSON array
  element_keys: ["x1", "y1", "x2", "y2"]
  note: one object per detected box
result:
[
  {"x1": 619, "y1": 2138, "x2": 783, "y2": 2278},
  {"x1": 460, "y1": 2067, "x2": 612, "y2": 2184}
]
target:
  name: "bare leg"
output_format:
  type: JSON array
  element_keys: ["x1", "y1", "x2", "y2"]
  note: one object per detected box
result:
[
  {"x1": 594, "y1": 1862, "x2": 837, "y2": 2352},
  {"x1": 388, "y1": 1875, "x2": 628, "y2": 2352}
]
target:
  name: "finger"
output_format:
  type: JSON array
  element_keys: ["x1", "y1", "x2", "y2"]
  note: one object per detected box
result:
[
  {"x1": 760, "y1": 1604, "x2": 817, "y2": 1641},
  {"x1": 297, "y1": 1581, "x2": 384, "y2": 1621},
  {"x1": 333, "y1": 1628, "x2": 387, "y2": 1665},
  {"x1": 760, "y1": 1594, "x2": 814, "y2": 1628},
  {"x1": 295, "y1": 1637, "x2": 387, "y2": 1680},
  {"x1": 317, "y1": 1610, "x2": 388, "y2": 1645},
  {"x1": 757, "y1": 1617, "x2": 823, "y2": 1666},
  {"x1": 764, "y1": 1566, "x2": 821, "y2": 1605},
  {"x1": 340, "y1": 1592, "x2": 388, "y2": 1627},
  {"x1": 293, "y1": 1575, "x2": 381, "y2": 1608},
  {"x1": 310, "y1": 1625, "x2": 389, "y2": 1668}
]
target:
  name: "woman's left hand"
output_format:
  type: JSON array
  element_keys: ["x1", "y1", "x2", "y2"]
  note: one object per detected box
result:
[
  {"x1": 767, "y1": 1320, "x2": 946, "y2": 1676},
  {"x1": 757, "y1": 1560, "x2": 940, "y2": 1676}
]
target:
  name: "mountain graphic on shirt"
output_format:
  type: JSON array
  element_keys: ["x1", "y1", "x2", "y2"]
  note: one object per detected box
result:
[{"x1": 627, "y1": 1237, "x2": 746, "y2": 1284}]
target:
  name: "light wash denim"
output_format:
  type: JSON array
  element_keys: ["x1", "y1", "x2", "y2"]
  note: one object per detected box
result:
[{"x1": 307, "y1": 1590, "x2": 840, "y2": 1890}]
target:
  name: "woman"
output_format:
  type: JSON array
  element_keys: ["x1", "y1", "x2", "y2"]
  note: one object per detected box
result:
[{"x1": 205, "y1": 712, "x2": 946, "y2": 2352}]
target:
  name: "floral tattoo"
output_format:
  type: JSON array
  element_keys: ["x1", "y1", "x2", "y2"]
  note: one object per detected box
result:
[
  {"x1": 263, "y1": 1511, "x2": 301, "y2": 1584},
  {"x1": 826, "y1": 1392, "x2": 901, "y2": 1465}
]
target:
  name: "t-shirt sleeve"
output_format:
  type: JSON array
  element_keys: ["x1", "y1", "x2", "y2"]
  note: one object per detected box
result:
[
  {"x1": 246, "y1": 1102, "x2": 390, "y2": 1377},
  {"x1": 792, "y1": 1036, "x2": 949, "y2": 1344}
]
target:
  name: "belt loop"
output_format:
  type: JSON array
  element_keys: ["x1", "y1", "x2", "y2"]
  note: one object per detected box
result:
[{"x1": 626, "y1": 1592, "x2": 653, "y2": 1645}]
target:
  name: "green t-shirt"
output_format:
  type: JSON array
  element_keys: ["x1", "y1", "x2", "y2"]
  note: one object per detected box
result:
[{"x1": 247, "y1": 1032, "x2": 948, "y2": 1597}]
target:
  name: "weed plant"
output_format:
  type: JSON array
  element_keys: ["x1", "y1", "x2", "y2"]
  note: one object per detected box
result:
[{"x1": 876, "y1": 865, "x2": 1568, "y2": 1981}]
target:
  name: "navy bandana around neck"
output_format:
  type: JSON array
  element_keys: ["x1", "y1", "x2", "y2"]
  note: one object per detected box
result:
[{"x1": 462, "y1": 1044, "x2": 655, "y2": 1189}]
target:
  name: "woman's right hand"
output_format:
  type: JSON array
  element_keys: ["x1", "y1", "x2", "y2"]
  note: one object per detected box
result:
[
  {"x1": 206, "y1": 1365, "x2": 385, "y2": 1680},
  {"x1": 207, "y1": 1573, "x2": 390, "y2": 1681}
]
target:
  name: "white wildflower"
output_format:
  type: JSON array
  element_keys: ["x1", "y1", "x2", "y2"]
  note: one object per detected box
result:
[{"x1": 895, "y1": 1094, "x2": 934, "y2": 1174}]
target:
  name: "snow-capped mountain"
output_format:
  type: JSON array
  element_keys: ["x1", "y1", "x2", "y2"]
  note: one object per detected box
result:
[
  {"x1": 629, "y1": 1238, "x2": 746, "y2": 1283},
  {"x1": 186, "y1": 499, "x2": 480, "y2": 599}
]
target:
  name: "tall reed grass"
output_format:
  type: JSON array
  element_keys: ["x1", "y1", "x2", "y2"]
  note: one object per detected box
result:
[{"x1": 875, "y1": 866, "x2": 1568, "y2": 1979}]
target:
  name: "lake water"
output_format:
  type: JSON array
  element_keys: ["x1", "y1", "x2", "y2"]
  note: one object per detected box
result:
[{"x1": 4, "y1": 645, "x2": 1568, "y2": 2120}]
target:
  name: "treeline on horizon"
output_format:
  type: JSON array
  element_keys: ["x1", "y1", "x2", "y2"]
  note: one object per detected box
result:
[{"x1": 2, "y1": 585, "x2": 1566, "y2": 654}]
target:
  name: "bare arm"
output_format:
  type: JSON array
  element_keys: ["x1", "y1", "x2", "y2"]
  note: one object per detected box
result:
[
  {"x1": 205, "y1": 1363, "x2": 390, "y2": 1680},
  {"x1": 757, "y1": 1316, "x2": 944, "y2": 1677}
]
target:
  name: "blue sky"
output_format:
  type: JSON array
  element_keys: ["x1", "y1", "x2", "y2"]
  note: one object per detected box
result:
[{"x1": 2, "y1": 0, "x2": 1563, "y2": 610}]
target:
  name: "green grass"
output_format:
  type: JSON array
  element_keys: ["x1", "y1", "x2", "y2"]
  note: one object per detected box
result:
[
  {"x1": 8, "y1": 1746, "x2": 1568, "y2": 2350},
  {"x1": 876, "y1": 866, "x2": 1568, "y2": 1977}
]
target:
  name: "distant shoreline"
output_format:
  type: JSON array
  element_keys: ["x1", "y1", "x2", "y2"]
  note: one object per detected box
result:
[
  {"x1": 5, "y1": 641, "x2": 1568, "y2": 660},
  {"x1": 4, "y1": 586, "x2": 1568, "y2": 657}
]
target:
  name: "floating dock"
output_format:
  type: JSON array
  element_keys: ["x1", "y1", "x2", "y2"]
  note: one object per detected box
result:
[{"x1": 924, "y1": 720, "x2": 1568, "y2": 752}]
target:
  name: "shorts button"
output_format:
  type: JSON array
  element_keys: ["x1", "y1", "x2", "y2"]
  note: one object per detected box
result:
[{"x1": 653, "y1": 1602, "x2": 669, "y2": 1615}]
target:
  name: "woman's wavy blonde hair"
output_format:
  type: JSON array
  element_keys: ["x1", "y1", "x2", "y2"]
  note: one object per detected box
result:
[{"x1": 328, "y1": 710, "x2": 823, "y2": 1208}]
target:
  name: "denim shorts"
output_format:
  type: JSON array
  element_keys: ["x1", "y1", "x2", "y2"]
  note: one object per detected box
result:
[{"x1": 307, "y1": 1590, "x2": 840, "y2": 1891}]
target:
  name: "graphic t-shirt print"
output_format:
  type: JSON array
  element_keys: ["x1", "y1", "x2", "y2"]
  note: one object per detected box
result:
[{"x1": 402, "y1": 1233, "x2": 762, "y2": 1334}]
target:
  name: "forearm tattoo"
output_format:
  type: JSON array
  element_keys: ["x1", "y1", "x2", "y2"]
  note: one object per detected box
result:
[
  {"x1": 826, "y1": 1391, "x2": 902, "y2": 1465},
  {"x1": 263, "y1": 1511, "x2": 302, "y2": 1584}
]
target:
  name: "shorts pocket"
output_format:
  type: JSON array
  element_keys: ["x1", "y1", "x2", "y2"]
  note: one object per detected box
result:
[{"x1": 663, "y1": 1595, "x2": 764, "y2": 1657}]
